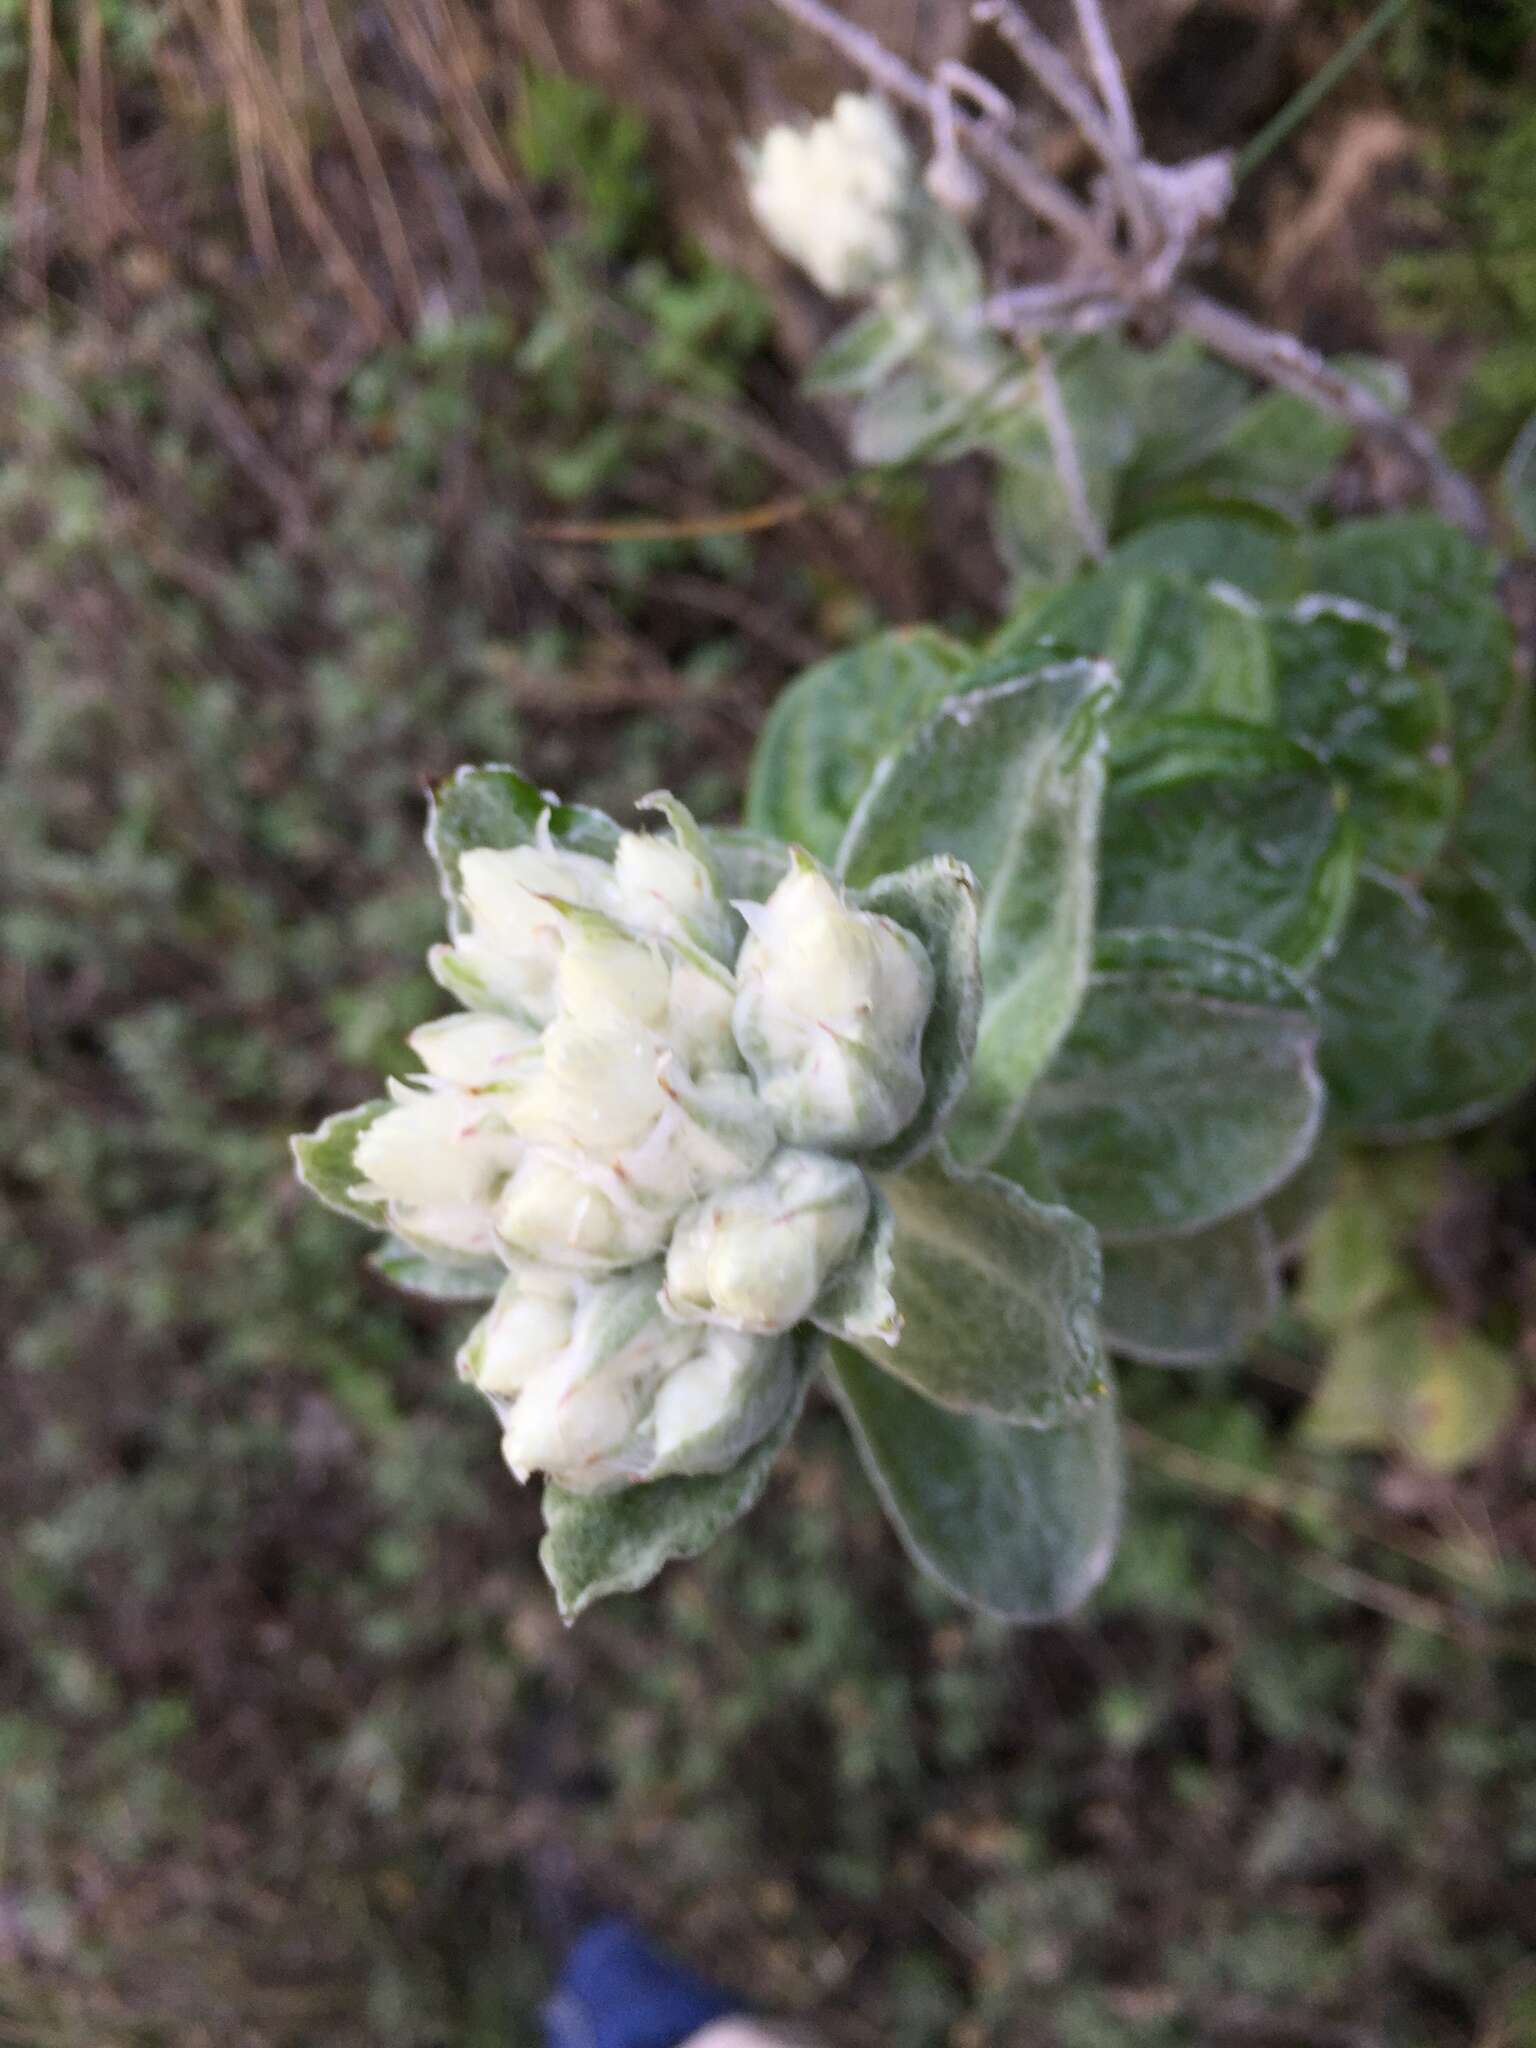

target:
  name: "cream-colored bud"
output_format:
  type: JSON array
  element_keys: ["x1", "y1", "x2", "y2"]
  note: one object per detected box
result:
[
  {"x1": 500, "y1": 1265, "x2": 683, "y2": 1492},
  {"x1": 511, "y1": 1013, "x2": 668, "y2": 1157},
  {"x1": 649, "y1": 1327, "x2": 796, "y2": 1477},
  {"x1": 458, "y1": 1263, "x2": 579, "y2": 1401},
  {"x1": 614, "y1": 830, "x2": 734, "y2": 963},
  {"x1": 352, "y1": 1082, "x2": 522, "y2": 1209},
  {"x1": 746, "y1": 94, "x2": 911, "y2": 296},
  {"x1": 494, "y1": 1153, "x2": 672, "y2": 1272},
  {"x1": 454, "y1": 844, "x2": 618, "y2": 1024},
  {"x1": 409, "y1": 1012, "x2": 540, "y2": 1089},
  {"x1": 732, "y1": 861, "x2": 934, "y2": 1152},
  {"x1": 664, "y1": 1149, "x2": 870, "y2": 1332}
]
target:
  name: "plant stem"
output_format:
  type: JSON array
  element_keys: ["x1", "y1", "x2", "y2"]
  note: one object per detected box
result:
[{"x1": 1235, "y1": 0, "x2": 1412, "y2": 184}]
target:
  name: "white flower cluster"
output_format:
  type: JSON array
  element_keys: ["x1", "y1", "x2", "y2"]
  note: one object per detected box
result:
[
  {"x1": 745, "y1": 93, "x2": 912, "y2": 297},
  {"x1": 350, "y1": 806, "x2": 934, "y2": 1495}
]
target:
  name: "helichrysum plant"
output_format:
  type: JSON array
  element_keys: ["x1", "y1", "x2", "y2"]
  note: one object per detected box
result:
[{"x1": 296, "y1": 91, "x2": 1536, "y2": 1625}]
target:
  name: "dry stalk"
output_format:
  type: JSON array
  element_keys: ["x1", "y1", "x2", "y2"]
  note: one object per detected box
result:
[
  {"x1": 15, "y1": 0, "x2": 54, "y2": 301},
  {"x1": 765, "y1": 0, "x2": 1487, "y2": 536}
]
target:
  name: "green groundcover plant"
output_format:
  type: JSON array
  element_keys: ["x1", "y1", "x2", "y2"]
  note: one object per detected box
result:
[{"x1": 296, "y1": 95, "x2": 1536, "y2": 1626}]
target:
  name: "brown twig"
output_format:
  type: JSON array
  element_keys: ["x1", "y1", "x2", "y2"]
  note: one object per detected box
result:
[
  {"x1": 305, "y1": 0, "x2": 424, "y2": 324},
  {"x1": 15, "y1": 0, "x2": 54, "y2": 301}
]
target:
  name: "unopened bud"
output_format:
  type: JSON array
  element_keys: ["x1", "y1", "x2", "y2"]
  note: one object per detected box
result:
[
  {"x1": 665, "y1": 1149, "x2": 870, "y2": 1332},
  {"x1": 733, "y1": 859, "x2": 934, "y2": 1152}
]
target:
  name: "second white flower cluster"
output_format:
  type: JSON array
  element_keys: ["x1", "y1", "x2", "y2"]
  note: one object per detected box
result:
[{"x1": 350, "y1": 802, "x2": 934, "y2": 1496}]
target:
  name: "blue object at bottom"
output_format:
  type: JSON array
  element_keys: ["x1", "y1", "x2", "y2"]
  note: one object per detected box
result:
[{"x1": 543, "y1": 1915, "x2": 740, "y2": 2048}]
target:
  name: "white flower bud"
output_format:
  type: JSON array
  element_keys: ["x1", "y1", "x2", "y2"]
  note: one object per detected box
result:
[
  {"x1": 746, "y1": 93, "x2": 912, "y2": 296},
  {"x1": 733, "y1": 860, "x2": 934, "y2": 1152},
  {"x1": 649, "y1": 1326, "x2": 796, "y2": 1478},
  {"x1": 613, "y1": 828, "x2": 734, "y2": 963},
  {"x1": 665, "y1": 1149, "x2": 870, "y2": 1333},
  {"x1": 495, "y1": 1153, "x2": 673, "y2": 1272},
  {"x1": 408, "y1": 1012, "x2": 540, "y2": 1090},
  {"x1": 352, "y1": 1082, "x2": 525, "y2": 1261},
  {"x1": 500, "y1": 1264, "x2": 685, "y2": 1492},
  {"x1": 449, "y1": 844, "x2": 619, "y2": 1023},
  {"x1": 458, "y1": 1262, "x2": 579, "y2": 1401}
]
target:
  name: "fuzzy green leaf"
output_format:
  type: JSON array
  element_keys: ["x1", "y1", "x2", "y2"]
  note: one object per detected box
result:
[
  {"x1": 1319, "y1": 865, "x2": 1536, "y2": 1139},
  {"x1": 1100, "y1": 1211, "x2": 1280, "y2": 1368},
  {"x1": 854, "y1": 855, "x2": 983, "y2": 1172},
  {"x1": 846, "y1": 1152, "x2": 1107, "y2": 1426},
  {"x1": 539, "y1": 1336, "x2": 815, "y2": 1619},
  {"x1": 291, "y1": 1101, "x2": 390, "y2": 1229},
  {"x1": 811, "y1": 1185, "x2": 899, "y2": 1347},
  {"x1": 805, "y1": 304, "x2": 925, "y2": 396},
  {"x1": 746, "y1": 628, "x2": 978, "y2": 863},
  {"x1": 1014, "y1": 571, "x2": 1274, "y2": 742},
  {"x1": 839, "y1": 662, "x2": 1116, "y2": 1146},
  {"x1": 828, "y1": 1341, "x2": 1123, "y2": 1622},
  {"x1": 1268, "y1": 599, "x2": 1456, "y2": 874},
  {"x1": 1302, "y1": 514, "x2": 1515, "y2": 769},
  {"x1": 1098, "y1": 718, "x2": 1358, "y2": 971},
  {"x1": 701, "y1": 825, "x2": 789, "y2": 906},
  {"x1": 1104, "y1": 510, "x2": 1299, "y2": 600},
  {"x1": 426, "y1": 763, "x2": 620, "y2": 933},
  {"x1": 1027, "y1": 931, "x2": 1323, "y2": 1242},
  {"x1": 367, "y1": 1238, "x2": 505, "y2": 1301}
]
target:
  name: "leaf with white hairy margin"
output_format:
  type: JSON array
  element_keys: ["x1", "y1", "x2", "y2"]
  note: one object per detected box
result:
[
  {"x1": 1319, "y1": 864, "x2": 1536, "y2": 1140},
  {"x1": 367, "y1": 1238, "x2": 505, "y2": 1301},
  {"x1": 1027, "y1": 930, "x2": 1323, "y2": 1243},
  {"x1": 838, "y1": 662, "x2": 1117, "y2": 1158},
  {"x1": 828, "y1": 1341, "x2": 1123, "y2": 1623},
  {"x1": 811, "y1": 1185, "x2": 899, "y2": 1347},
  {"x1": 291, "y1": 1102, "x2": 390, "y2": 1229},
  {"x1": 845, "y1": 1152, "x2": 1107, "y2": 1426},
  {"x1": 426, "y1": 763, "x2": 620, "y2": 936},
  {"x1": 1099, "y1": 1211, "x2": 1280, "y2": 1368},
  {"x1": 853, "y1": 855, "x2": 982, "y2": 1173},
  {"x1": 539, "y1": 1333, "x2": 817, "y2": 1620}
]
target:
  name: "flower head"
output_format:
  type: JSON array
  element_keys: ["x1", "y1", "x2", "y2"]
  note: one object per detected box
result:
[
  {"x1": 745, "y1": 93, "x2": 912, "y2": 296},
  {"x1": 295, "y1": 788, "x2": 940, "y2": 1503}
]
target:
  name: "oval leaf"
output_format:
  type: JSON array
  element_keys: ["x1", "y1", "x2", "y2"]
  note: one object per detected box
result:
[
  {"x1": 848, "y1": 1152, "x2": 1107, "y2": 1426},
  {"x1": 1027, "y1": 930, "x2": 1323, "y2": 1242},
  {"x1": 1301, "y1": 514, "x2": 1515, "y2": 770},
  {"x1": 1100, "y1": 1210, "x2": 1280, "y2": 1368},
  {"x1": 828, "y1": 1340, "x2": 1123, "y2": 1623},
  {"x1": 1268, "y1": 598, "x2": 1455, "y2": 875},
  {"x1": 746, "y1": 628, "x2": 977, "y2": 864},
  {"x1": 1100, "y1": 718, "x2": 1357, "y2": 971},
  {"x1": 839, "y1": 662, "x2": 1116, "y2": 1145},
  {"x1": 1319, "y1": 865, "x2": 1536, "y2": 1139},
  {"x1": 1012, "y1": 571, "x2": 1274, "y2": 739}
]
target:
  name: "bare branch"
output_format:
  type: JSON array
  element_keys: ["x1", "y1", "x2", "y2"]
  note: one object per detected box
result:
[
  {"x1": 987, "y1": 280, "x2": 1124, "y2": 334},
  {"x1": 973, "y1": 0, "x2": 1154, "y2": 252},
  {"x1": 1069, "y1": 0, "x2": 1143, "y2": 165},
  {"x1": 1177, "y1": 291, "x2": 1489, "y2": 538},
  {"x1": 764, "y1": 0, "x2": 1113, "y2": 266}
]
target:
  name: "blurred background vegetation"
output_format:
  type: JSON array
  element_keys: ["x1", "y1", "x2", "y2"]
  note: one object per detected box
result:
[{"x1": 3, "y1": 1, "x2": 1535, "y2": 2042}]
